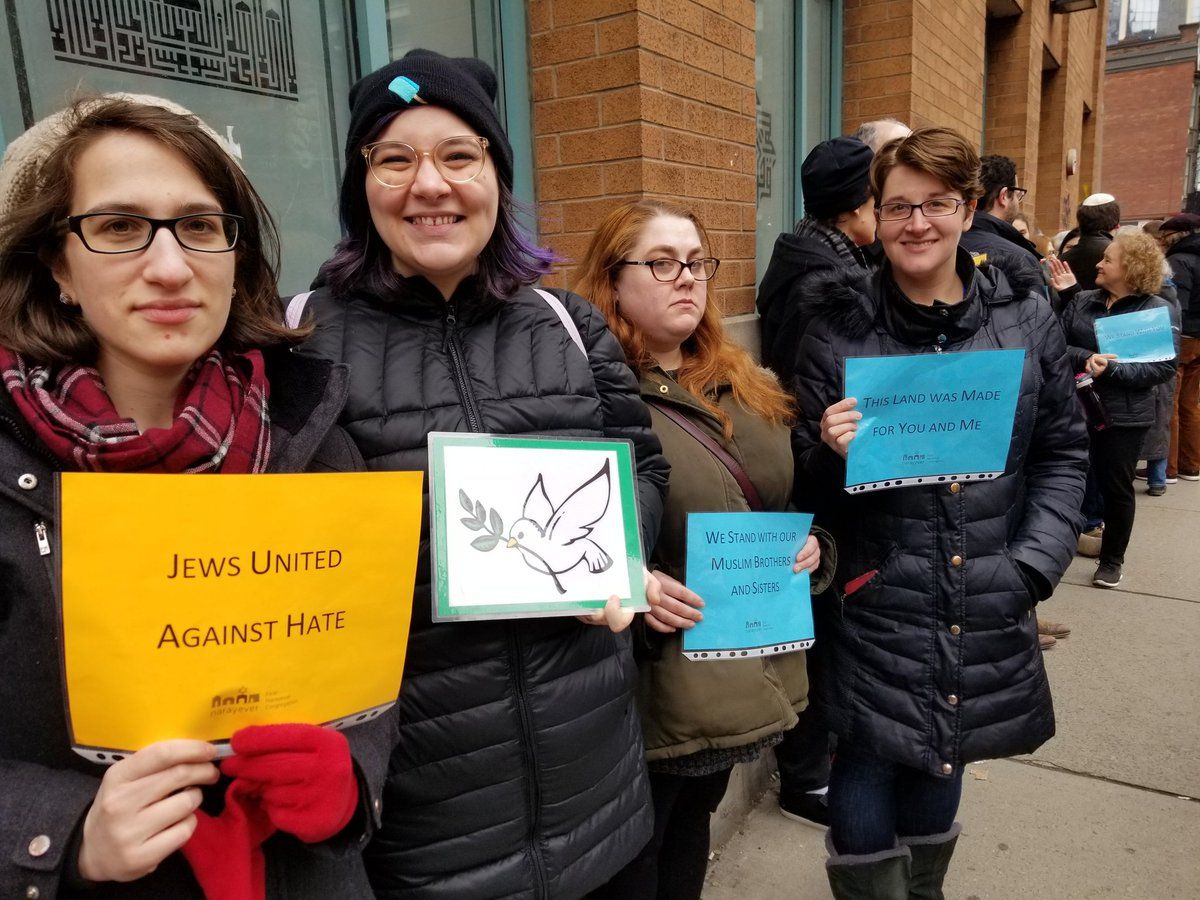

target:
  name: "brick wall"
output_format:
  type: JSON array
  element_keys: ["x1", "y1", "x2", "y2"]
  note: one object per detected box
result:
[
  {"x1": 841, "y1": 1, "x2": 1105, "y2": 238},
  {"x1": 528, "y1": 0, "x2": 759, "y2": 314},
  {"x1": 909, "y1": 0, "x2": 987, "y2": 137},
  {"x1": 985, "y1": 11, "x2": 1041, "y2": 195},
  {"x1": 842, "y1": 0, "x2": 914, "y2": 132},
  {"x1": 842, "y1": 0, "x2": 985, "y2": 139},
  {"x1": 1034, "y1": 5, "x2": 1106, "y2": 233},
  {"x1": 1103, "y1": 61, "x2": 1195, "y2": 220}
]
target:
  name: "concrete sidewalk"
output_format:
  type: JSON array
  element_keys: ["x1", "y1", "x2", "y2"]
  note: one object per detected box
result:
[{"x1": 704, "y1": 480, "x2": 1200, "y2": 899}]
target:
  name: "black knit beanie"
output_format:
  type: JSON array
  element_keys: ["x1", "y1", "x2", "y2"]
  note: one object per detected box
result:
[
  {"x1": 344, "y1": 49, "x2": 514, "y2": 189},
  {"x1": 801, "y1": 136, "x2": 873, "y2": 221}
]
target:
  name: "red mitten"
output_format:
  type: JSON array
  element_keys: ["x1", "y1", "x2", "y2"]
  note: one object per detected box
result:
[
  {"x1": 222, "y1": 724, "x2": 359, "y2": 844},
  {"x1": 181, "y1": 777, "x2": 275, "y2": 900}
]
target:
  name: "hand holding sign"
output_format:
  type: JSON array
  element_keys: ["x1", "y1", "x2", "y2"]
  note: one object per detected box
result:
[
  {"x1": 821, "y1": 397, "x2": 862, "y2": 459},
  {"x1": 646, "y1": 570, "x2": 705, "y2": 634},
  {"x1": 794, "y1": 534, "x2": 821, "y2": 574},
  {"x1": 78, "y1": 740, "x2": 220, "y2": 883}
]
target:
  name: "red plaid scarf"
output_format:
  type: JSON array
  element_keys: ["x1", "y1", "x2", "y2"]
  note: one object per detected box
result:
[{"x1": 0, "y1": 348, "x2": 271, "y2": 473}]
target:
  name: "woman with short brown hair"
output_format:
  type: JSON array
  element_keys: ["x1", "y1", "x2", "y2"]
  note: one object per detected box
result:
[{"x1": 794, "y1": 127, "x2": 1087, "y2": 897}]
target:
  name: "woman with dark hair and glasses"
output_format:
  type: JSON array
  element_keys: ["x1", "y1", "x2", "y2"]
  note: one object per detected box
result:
[
  {"x1": 792, "y1": 127, "x2": 1087, "y2": 897},
  {"x1": 574, "y1": 199, "x2": 835, "y2": 899},
  {"x1": 292, "y1": 50, "x2": 669, "y2": 898},
  {"x1": 0, "y1": 96, "x2": 396, "y2": 898}
]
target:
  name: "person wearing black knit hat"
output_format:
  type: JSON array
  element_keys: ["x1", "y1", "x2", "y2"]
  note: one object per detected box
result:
[
  {"x1": 756, "y1": 135, "x2": 877, "y2": 388},
  {"x1": 292, "y1": 50, "x2": 670, "y2": 899},
  {"x1": 754, "y1": 136, "x2": 876, "y2": 833}
]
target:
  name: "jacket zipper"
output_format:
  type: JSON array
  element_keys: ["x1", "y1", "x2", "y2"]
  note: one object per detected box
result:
[
  {"x1": 444, "y1": 304, "x2": 544, "y2": 891},
  {"x1": 0, "y1": 413, "x2": 59, "y2": 465},
  {"x1": 34, "y1": 521, "x2": 51, "y2": 556},
  {"x1": 507, "y1": 625, "x2": 548, "y2": 898},
  {"x1": 443, "y1": 303, "x2": 484, "y2": 433}
]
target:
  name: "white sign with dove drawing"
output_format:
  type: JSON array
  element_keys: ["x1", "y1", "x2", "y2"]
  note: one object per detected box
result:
[{"x1": 428, "y1": 433, "x2": 648, "y2": 621}]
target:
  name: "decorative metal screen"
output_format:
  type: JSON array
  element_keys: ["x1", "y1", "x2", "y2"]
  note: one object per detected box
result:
[{"x1": 46, "y1": 0, "x2": 298, "y2": 100}]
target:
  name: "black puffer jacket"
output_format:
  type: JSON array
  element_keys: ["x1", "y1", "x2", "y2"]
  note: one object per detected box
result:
[
  {"x1": 791, "y1": 255, "x2": 1088, "y2": 778},
  {"x1": 299, "y1": 276, "x2": 669, "y2": 899},
  {"x1": 1166, "y1": 233, "x2": 1200, "y2": 337},
  {"x1": 0, "y1": 350, "x2": 393, "y2": 900},
  {"x1": 1059, "y1": 289, "x2": 1180, "y2": 428},
  {"x1": 960, "y1": 210, "x2": 1045, "y2": 291},
  {"x1": 756, "y1": 230, "x2": 865, "y2": 385}
]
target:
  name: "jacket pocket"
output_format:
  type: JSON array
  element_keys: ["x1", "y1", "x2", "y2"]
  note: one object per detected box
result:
[
  {"x1": 1001, "y1": 549, "x2": 1036, "y2": 613},
  {"x1": 839, "y1": 545, "x2": 898, "y2": 607}
]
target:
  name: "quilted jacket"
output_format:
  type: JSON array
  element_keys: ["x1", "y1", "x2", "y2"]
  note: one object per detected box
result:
[
  {"x1": 299, "y1": 276, "x2": 669, "y2": 899},
  {"x1": 1059, "y1": 288, "x2": 1179, "y2": 429},
  {"x1": 790, "y1": 253, "x2": 1088, "y2": 778}
]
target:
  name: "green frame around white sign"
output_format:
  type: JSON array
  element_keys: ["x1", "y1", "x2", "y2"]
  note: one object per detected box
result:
[{"x1": 427, "y1": 432, "x2": 647, "y2": 622}]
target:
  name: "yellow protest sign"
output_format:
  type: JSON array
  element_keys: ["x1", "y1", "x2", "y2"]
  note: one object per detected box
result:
[{"x1": 59, "y1": 471, "x2": 421, "y2": 759}]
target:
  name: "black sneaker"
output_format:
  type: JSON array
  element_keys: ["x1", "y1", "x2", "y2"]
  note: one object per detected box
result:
[
  {"x1": 1093, "y1": 562, "x2": 1123, "y2": 588},
  {"x1": 779, "y1": 789, "x2": 829, "y2": 828},
  {"x1": 1147, "y1": 484, "x2": 1167, "y2": 497}
]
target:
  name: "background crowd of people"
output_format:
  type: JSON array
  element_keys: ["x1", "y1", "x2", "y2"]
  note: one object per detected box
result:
[{"x1": 0, "y1": 46, "x2": 1189, "y2": 900}]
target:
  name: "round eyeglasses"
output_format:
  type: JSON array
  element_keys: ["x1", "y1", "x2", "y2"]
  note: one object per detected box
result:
[
  {"x1": 619, "y1": 257, "x2": 721, "y2": 282},
  {"x1": 875, "y1": 198, "x2": 968, "y2": 222},
  {"x1": 361, "y1": 136, "x2": 490, "y2": 188},
  {"x1": 65, "y1": 212, "x2": 242, "y2": 253}
]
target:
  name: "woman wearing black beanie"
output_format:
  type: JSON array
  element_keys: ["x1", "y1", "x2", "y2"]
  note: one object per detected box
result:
[
  {"x1": 756, "y1": 136, "x2": 878, "y2": 389},
  {"x1": 291, "y1": 50, "x2": 669, "y2": 899}
]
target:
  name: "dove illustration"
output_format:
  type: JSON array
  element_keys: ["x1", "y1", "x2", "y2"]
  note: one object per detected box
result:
[{"x1": 505, "y1": 460, "x2": 614, "y2": 594}]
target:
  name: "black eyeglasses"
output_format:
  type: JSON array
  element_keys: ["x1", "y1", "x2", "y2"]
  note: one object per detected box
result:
[
  {"x1": 619, "y1": 257, "x2": 721, "y2": 282},
  {"x1": 64, "y1": 212, "x2": 242, "y2": 254},
  {"x1": 1007, "y1": 186, "x2": 1028, "y2": 202},
  {"x1": 875, "y1": 198, "x2": 968, "y2": 222}
]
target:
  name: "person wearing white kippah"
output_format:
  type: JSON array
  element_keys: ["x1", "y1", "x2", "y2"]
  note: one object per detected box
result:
[{"x1": 1063, "y1": 193, "x2": 1120, "y2": 291}]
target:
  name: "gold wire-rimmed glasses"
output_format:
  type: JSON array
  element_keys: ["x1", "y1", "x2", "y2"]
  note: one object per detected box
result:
[{"x1": 361, "y1": 136, "x2": 490, "y2": 188}]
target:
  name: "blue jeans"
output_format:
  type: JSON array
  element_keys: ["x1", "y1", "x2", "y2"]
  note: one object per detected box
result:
[
  {"x1": 1146, "y1": 457, "x2": 1168, "y2": 488},
  {"x1": 828, "y1": 743, "x2": 963, "y2": 855}
]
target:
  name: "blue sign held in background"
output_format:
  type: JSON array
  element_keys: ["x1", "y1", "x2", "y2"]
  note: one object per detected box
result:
[
  {"x1": 1095, "y1": 307, "x2": 1176, "y2": 364},
  {"x1": 682, "y1": 512, "x2": 814, "y2": 661},
  {"x1": 843, "y1": 348, "x2": 1025, "y2": 493}
]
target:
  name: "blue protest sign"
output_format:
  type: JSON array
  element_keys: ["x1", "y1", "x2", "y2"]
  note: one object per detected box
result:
[
  {"x1": 682, "y1": 512, "x2": 814, "y2": 661},
  {"x1": 843, "y1": 348, "x2": 1024, "y2": 493},
  {"x1": 1095, "y1": 307, "x2": 1175, "y2": 363}
]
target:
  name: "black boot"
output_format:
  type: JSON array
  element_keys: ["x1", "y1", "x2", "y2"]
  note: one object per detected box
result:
[
  {"x1": 899, "y1": 823, "x2": 960, "y2": 900},
  {"x1": 825, "y1": 832, "x2": 911, "y2": 900}
]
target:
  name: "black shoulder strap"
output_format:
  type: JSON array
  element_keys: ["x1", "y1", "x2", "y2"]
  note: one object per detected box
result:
[{"x1": 648, "y1": 400, "x2": 764, "y2": 511}]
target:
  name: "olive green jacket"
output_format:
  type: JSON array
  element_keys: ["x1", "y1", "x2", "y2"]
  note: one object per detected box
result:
[{"x1": 637, "y1": 368, "x2": 836, "y2": 761}]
